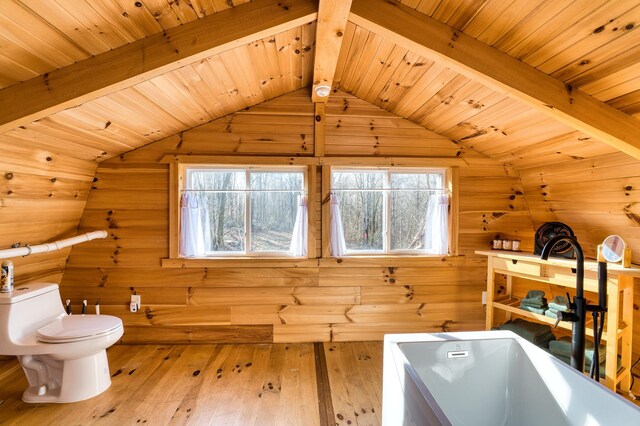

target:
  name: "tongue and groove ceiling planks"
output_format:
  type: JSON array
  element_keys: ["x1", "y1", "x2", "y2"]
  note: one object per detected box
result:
[
  {"x1": 0, "y1": 0, "x2": 639, "y2": 165},
  {"x1": 0, "y1": 1, "x2": 638, "y2": 355}
]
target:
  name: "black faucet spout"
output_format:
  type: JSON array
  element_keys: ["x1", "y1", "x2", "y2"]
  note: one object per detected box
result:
[{"x1": 540, "y1": 235, "x2": 586, "y2": 372}]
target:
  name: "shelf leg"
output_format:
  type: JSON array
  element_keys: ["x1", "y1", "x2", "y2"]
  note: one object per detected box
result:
[
  {"x1": 620, "y1": 277, "x2": 634, "y2": 393},
  {"x1": 485, "y1": 257, "x2": 495, "y2": 331},
  {"x1": 505, "y1": 276, "x2": 513, "y2": 322},
  {"x1": 604, "y1": 281, "x2": 620, "y2": 391}
]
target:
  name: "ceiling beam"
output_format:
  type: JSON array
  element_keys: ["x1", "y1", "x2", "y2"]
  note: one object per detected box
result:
[
  {"x1": 0, "y1": 0, "x2": 317, "y2": 133},
  {"x1": 350, "y1": 0, "x2": 640, "y2": 160},
  {"x1": 311, "y1": 0, "x2": 353, "y2": 103}
]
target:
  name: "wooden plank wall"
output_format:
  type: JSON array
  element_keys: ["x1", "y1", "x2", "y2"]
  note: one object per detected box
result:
[
  {"x1": 0, "y1": 132, "x2": 96, "y2": 285},
  {"x1": 519, "y1": 152, "x2": 640, "y2": 364},
  {"x1": 61, "y1": 89, "x2": 534, "y2": 344}
]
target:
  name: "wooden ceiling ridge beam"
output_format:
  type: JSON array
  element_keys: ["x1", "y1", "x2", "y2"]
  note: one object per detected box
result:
[
  {"x1": 311, "y1": 0, "x2": 353, "y2": 103},
  {"x1": 349, "y1": 0, "x2": 640, "y2": 160},
  {"x1": 0, "y1": 0, "x2": 318, "y2": 133}
]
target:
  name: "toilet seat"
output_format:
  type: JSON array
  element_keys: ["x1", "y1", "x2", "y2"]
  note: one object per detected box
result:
[{"x1": 36, "y1": 315, "x2": 123, "y2": 343}]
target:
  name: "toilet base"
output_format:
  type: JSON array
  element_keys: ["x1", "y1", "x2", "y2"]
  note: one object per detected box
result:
[{"x1": 20, "y1": 350, "x2": 112, "y2": 403}]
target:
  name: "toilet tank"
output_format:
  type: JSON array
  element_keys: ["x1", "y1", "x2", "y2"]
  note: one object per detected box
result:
[{"x1": 0, "y1": 283, "x2": 66, "y2": 343}]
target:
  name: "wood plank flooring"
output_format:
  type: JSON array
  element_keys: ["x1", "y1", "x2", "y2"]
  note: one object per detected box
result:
[
  {"x1": 2, "y1": 342, "x2": 638, "y2": 425},
  {"x1": 0, "y1": 342, "x2": 383, "y2": 426}
]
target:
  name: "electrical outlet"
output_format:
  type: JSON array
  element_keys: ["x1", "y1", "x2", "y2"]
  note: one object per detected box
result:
[
  {"x1": 130, "y1": 294, "x2": 141, "y2": 313},
  {"x1": 481, "y1": 291, "x2": 487, "y2": 305}
]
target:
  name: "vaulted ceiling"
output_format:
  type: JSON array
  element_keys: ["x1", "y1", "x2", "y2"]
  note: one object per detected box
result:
[{"x1": 1, "y1": 0, "x2": 640, "y2": 168}]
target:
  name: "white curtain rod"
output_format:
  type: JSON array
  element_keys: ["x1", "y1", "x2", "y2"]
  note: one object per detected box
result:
[{"x1": 0, "y1": 230, "x2": 108, "y2": 260}]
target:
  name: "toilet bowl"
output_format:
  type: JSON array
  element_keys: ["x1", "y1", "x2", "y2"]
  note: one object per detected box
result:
[{"x1": 0, "y1": 283, "x2": 123, "y2": 403}]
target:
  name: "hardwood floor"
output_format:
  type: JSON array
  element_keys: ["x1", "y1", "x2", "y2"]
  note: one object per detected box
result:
[
  {"x1": 0, "y1": 343, "x2": 383, "y2": 425},
  {"x1": 325, "y1": 342, "x2": 383, "y2": 426},
  {"x1": 2, "y1": 342, "x2": 637, "y2": 425}
]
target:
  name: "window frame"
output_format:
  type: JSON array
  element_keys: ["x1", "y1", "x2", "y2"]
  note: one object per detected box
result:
[
  {"x1": 183, "y1": 164, "x2": 308, "y2": 258},
  {"x1": 165, "y1": 156, "x2": 317, "y2": 263},
  {"x1": 162, "y1": 155, "x2": 460, "y2": 268},
  {"x1": 325, "y1": 165, "x2": 457, "y2": 258}
]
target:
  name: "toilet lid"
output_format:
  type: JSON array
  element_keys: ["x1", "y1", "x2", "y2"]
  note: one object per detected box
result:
[{"x1": 36, "y1": 315, "x2": 123, "y2": 343}]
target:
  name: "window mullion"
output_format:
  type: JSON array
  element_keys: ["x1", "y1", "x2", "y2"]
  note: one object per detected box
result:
[
  {"x1": 385, "y1": 170, "x2": 391, "y2": 254},
  {"x1": 245, "y1": 170, "x2": 251, "y2": 255}
]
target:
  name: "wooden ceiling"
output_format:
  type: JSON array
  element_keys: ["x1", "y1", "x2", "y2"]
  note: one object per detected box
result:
[
  {"x1": 1, "y1": 0, "x2": 639, "y2": 168},
  {"x1": 0, "y1": 24, "x2": 314, "y2": 162},
  {"x1": 0, "y1": 0, "x2": 251, "y2": 89}
]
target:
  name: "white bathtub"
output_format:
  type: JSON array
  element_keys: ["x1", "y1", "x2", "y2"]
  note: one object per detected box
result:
[{"x1": 382, "y1": 331, "x2": 640, "y2": 425}]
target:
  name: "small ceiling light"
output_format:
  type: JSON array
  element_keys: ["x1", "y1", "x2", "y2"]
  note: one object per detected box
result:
[{"x1": 314, "y1": 84, "x2": 331, "y2": 97}]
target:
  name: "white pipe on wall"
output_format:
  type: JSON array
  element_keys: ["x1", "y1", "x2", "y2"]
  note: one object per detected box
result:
[{"x1": 0, "y1": 230, "x2": 108, "y2": 260}]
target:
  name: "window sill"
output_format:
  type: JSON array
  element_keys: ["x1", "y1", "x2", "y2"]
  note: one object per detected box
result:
[
  {"x1": 318, "y1": 255, "x2": 465, "y2": 267},
  {"x1": 161, "y1": 257, "x2": 318, "y2": 268},
  {"x1": 162, "y1": 255, "x2": 467, "y2": 268}
]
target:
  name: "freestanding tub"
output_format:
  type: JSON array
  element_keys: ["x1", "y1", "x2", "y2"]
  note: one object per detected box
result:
[{"x1": 382, "y1": 331, "x2": 640, "y2": 425}]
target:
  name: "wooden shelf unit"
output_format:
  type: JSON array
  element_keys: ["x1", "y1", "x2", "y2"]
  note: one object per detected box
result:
[{"x1": 477, "y1": 250, "x2": 638, "y2": 392}]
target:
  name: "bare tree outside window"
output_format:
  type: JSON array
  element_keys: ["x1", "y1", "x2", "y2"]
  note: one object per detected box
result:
[
  {"x1": 390, "y1": 172, "x2": 442, "y2": 250},
  {"x1": 250, "y1": 172, "x2": 302, "y2": 252},
  {"x1": 186, "y1": 167, "x2": 304, "y2": 256},
  {"x1": 332, "y1": 168, "x2": 446, "y2": 254},
  {"x1": 333, "y1": 171, "x2": 384, "y2": 251},
  {"x1": 190, "y1": 170, "x2": 245, "y2": 253}
]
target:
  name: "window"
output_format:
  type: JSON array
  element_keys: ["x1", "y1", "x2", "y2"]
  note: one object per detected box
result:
[
  {"x1": 330, "y1": 168, "x2": 450, "y2": 255},
  {"x1": 180, "y1": 165, "x2": 307, "y2": 257}
]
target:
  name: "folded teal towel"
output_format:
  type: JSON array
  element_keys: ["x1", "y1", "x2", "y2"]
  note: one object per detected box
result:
[
  {"x1": 535, "y1": 331, "x2": 556, "y2": 348},
  {"x1": 549, "y1": 336, "x2": 606, "y2": 364},
  {"x1": 525, "y1": 290, "x2": 545, "y2": 299},
  {"x1": 545, "y1": 309, "x2": 558, "y2": 319},
  {"x1": 550, "y1": 295, "x2": 568, "y2": 304},
  {"x1": 521, "y1": 290, "x2": 546, "y2": 306},
  {"x1": 553, "y1": 353, "x2": 621, "y2": 378},
  {"x1": 548, "y1": 303, "x2": 568, "y2": 312},
  {"x1": 499, "y1": 319, "x2": 556, "y2": 347},
  {"x1": 521, "y1": 298, "x2": 547, "y2": 308},
  {"x1": 520, "y1": 305, "x2": 547, "y2": 315},
  {"x1": 553, "y1": 354, "x2": 607, "y2": 378},
  {"x1": 548, "y1": 295, "x2": 569, "y2": 312}
]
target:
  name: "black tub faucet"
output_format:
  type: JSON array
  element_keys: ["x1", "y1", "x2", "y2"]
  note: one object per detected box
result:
[{"x1": 540, "y1": 235, "x2": 586, "y2": 372}]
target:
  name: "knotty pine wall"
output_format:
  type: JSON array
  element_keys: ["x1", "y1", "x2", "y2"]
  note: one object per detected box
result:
[
  {"x1": 61, "y1": 89, "x2": 535, "y2": 344},
  {"x1": 0, "y1": 132, "x2": 96, "y2": 285},
  {"x1": 518, "y1": 152, "x2": 640, "y2": 362}
]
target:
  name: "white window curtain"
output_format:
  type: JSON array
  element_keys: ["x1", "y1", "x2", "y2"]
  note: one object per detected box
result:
[
  {"x1": 180, "y1": 193, "x2": 210, "y2": 257},
  {"x1": 289, "y1": 195, "x2": 308, "y2": 257},
  {"x1": 330, "y1": 193, "x2": 347, "y2": 256},
  {"x1": 424, "y1": 193, "x2": 450, "y2": 255}
]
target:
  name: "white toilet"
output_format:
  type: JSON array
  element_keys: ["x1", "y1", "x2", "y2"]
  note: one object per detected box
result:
[{"x1": 0, "y1": 283, "x2": 123, "y2": 403}]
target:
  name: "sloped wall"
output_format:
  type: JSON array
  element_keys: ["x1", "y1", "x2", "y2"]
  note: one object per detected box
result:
[
  {"x1": 62, "y1": 90, "x2": 534, "y2": 343},
  {"x1": 519, "y1": 151, "x2": 640, "y2": 371},
  {"x1": 0, "y1": 131, "x2": 96, "y2": 285}
]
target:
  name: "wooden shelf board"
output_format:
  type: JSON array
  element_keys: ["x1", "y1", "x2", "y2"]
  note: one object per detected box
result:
[
  {"x1": 480, "y1": 250, "x2": 634, "y2": 394},
  {"x1": 492, "y1": 299, "x2": 612, "y2": 341},
  {"x1": 493, "y1": 269, "x2": 582, "y2": 290},
  {"x1": 477, "y1": 250, "x2": 640, "y2": 277}
]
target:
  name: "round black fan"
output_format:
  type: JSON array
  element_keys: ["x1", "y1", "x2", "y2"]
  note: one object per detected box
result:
[{"x1": 533, "y1": 222, "x2": 575, "y2": 258}]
